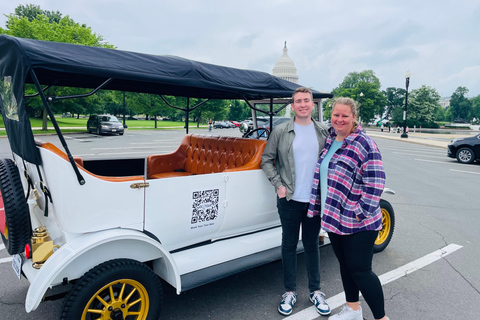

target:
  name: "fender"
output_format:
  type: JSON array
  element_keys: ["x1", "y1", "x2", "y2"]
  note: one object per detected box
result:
[{"x1": 24, "y1": 228, "x2": 180, "y2": 312}]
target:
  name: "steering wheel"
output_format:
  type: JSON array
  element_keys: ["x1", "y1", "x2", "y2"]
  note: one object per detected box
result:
[{"x1": 242, "y1": 127, "x2": 270, "y2": 139}]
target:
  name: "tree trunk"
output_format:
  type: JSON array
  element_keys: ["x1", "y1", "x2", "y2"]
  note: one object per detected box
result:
[{"x1": 42, "y1": 108, "x2": 48, "y2": 131}]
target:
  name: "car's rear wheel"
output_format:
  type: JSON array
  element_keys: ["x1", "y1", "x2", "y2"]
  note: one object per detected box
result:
[
  {"x1": 456, "y1": 147, "x2": 475, "y2": 164},
  {"x1": 0, "y1": 158, "x2": 32, "y2": 255},
  {"x1": 374, "y1": 199, "x2": 395, "y2": 253},
  {"x1": 60, "y1": 259, "x2": 163, "y2": 320}
]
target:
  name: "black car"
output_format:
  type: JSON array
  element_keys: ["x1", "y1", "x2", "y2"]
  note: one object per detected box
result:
[
  {"x1": 447, "y1": 134, "x2": 480, "y2": 164},
  {"x1": 87, "y1": 114, "x2": 124, "y2": 135}
]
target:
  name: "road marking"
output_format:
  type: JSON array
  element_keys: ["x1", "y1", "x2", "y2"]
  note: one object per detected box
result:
[
  {"x1": 0, "y1": 243, "x2": 4, "y2": 250},
  {"x1": 0, "y1": 257, "x2": 12, "y2": 264},
  {"x1": 393, "y1": 152, "x2": 445, "y2": 159},
  {"x1": 286, "y1": 244, "x2": 463, "y2": 320},
  {"x1": 450, "y1": 169, "x2": 480, "y2": 175},
  {"x1": 415, "y1": 159, "x2": 465, "y2": 165}
]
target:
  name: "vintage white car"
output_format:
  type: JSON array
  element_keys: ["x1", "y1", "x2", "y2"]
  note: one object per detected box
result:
[{"x1": 0, "y1": 35, "x2": 394, "y2": 320}]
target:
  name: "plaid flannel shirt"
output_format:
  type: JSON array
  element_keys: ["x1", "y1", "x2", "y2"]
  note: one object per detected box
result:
[{"x1": 307, "y1": 127, "x2": 386, "y2": 235}]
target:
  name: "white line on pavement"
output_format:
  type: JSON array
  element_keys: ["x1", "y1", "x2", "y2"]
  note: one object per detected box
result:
[
  {"x1": 285, "y1": 244, "x2": 463, "y2": 320},
  {"x1": 0, "y1": 243, "x2": 4, "y2": 251},
  {"x1": 450, "y1": 169, "x2": 480, "y2": 175},
  {"x1": 0, "y1": 257, "x2": 12, "y2": 264}
]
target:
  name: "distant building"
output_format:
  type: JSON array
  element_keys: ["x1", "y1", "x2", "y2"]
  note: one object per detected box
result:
[
  {"x1": 272, "y1": 42, "x2": 299, "y2": 84},
  {"x1": 440, "y1": 98, "x2": 450, "y2": 109}
]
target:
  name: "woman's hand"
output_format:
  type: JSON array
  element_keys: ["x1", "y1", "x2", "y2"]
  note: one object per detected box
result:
[{"x1": 277, "y1": 185, "x2": 287, "y2": 198}]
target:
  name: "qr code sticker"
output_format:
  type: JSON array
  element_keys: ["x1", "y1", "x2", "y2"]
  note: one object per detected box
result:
[{"x1": 191, "y1": 189, "x2": 219, "y2": 224}]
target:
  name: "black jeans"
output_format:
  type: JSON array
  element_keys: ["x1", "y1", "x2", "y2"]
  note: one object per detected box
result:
[
  {"x1": 328, "y1": 231, "x2": 385, "y2": 319},
  {"x1": 277, "y1": 197, "x2": 321, "y2": 292}
]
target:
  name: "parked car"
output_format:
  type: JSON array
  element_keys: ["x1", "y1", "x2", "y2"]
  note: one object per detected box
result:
[
  {"x1": 447, "y1": 133, "x2": 480, "y2": 164},
  {"x1": 213, "y1": 121, "x2": 230, "y2": 128},
  {"x1": 260, "y1": 116, "x2": 291, "y2": 131},
  {"x1": 87, "y1": 114, "x2": 124, "y2": 135},
  {"x1": 230, "y1": 121, "x2": 241, "y2": 127}
]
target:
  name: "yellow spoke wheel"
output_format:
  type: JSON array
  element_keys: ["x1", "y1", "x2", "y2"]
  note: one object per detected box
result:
[
  {"x1": 61, "y1": 259, "x2": 162, "y2": 320},
  {"x1": 373, "y1": 199, "x2": 395, "y2": 253},
  {"x1": 82, "y1": 279, "x2": 149, "y2": 320}
]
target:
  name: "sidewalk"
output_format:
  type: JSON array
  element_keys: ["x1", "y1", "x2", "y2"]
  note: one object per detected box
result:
[{"x1": 366, "y1": 130, "x2": 462, "y2": 149}]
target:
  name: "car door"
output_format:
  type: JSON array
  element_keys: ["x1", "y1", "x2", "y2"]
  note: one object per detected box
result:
[{"x1": 144, "y1": 173, "x2": 227, "y2": 251}]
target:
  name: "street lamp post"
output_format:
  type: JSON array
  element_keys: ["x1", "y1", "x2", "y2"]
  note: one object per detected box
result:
[
  {"x1": 359, "y1": 92, "x2": 364, "y2": 128},
  {"x1": 401, "y1": 71, "x2": 411, "y2": 138}
]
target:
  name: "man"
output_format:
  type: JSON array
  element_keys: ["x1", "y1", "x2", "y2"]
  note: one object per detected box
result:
[{"x1": 261, "y1": 87, "x2": 330, "y2": 316}]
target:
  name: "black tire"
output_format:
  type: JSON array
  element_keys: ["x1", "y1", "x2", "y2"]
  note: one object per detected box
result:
[
  {"x1": 96, "y1": 127, "x2": 101, "y2": 135},
  {"x1": 60, "y1": 259, "x2": 163, "y2": 320},
  {"x1": 374, "y1": 199, "x2": 395, "y2": 253},
  {"x1": 0, "y1": 158, "x2": 32, "y2": 255},
  {"x1": 456, "y1": 147, "x2": 475, "y2": 164}
]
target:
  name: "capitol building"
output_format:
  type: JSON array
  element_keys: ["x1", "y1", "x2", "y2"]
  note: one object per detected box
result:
[{"x1": 272, "y1": 42, "x2": 299, "y2": 84}]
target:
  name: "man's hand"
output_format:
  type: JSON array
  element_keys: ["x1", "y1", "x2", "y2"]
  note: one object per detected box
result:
[{"x1": 277, "y1": 185, "x2": 287, "y2": 198}]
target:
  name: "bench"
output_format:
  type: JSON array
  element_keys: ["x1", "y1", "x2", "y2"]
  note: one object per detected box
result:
[{"x1": 147, "y1": 134, "x2": 266, "y2": 179}]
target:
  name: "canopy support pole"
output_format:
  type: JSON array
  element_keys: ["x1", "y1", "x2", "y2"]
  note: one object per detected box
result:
[
  {"x1": 158, "y1": 95, "x2": 211, "y2": 134},
  {"x1": 29, "y1": 70, "x2": 85, "y2": 185}
]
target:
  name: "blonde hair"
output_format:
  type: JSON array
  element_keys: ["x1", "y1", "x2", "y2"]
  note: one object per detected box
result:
[{"x1": 332, "y1": 97, "x2": 359, "y2": 133}]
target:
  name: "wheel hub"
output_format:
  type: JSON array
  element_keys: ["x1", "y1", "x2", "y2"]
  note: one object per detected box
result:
[{"x1": 110, "y1": 308, "x2": 125, "y2": 320}]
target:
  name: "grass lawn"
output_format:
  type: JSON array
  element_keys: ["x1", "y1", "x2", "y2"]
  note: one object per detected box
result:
[{"x1": 0, "y1": 115, "x2": 207, "y2": 136}]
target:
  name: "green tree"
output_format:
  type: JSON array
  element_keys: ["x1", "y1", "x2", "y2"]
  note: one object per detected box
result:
[
  {"x1": 407, "y1": 85, "x2": 441, "y2": 127},
  {"x1": 450, "y1": 87, "x2": 472, "y2": 122},
  {"x1": 228, "y1": 100, "x2": 250, "y2": 121},
  {"x1": 471, "y1": 95, "x2": 480, "y2": 124},
  {"x1": 1, "y1": 4, "x2": 114, "y2": 129},
  {"x1": 331, "y1": 70, "x2": 386, "y2": 124},
  {"x1": 434, "y1": 105, "x2": 446, "y2": 122},
  {"x1": 7, "y1": 4, "x2": 62, "y2": 26},
  {"x1": 383, "y1": 87, "x2": 406, "y2": 119}
]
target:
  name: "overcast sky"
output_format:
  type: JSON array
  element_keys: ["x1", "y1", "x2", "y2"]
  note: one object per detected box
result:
[{"x1": 1, "y1": 0, "x2": 479, "y2": 98}]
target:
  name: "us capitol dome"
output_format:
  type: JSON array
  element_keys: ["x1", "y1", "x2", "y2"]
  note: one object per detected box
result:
[{"x1": 272, "y1": 42, "x2": 299, "y2": 84}]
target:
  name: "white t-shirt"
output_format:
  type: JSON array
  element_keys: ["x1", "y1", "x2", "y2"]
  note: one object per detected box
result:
[{"x1": 292, "y1": 122, "x2": 319, "y2": 203}]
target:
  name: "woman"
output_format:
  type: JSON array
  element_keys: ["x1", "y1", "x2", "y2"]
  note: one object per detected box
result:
[{"x1": 308, "y1": 97, "x2": 389, "y2": 320}]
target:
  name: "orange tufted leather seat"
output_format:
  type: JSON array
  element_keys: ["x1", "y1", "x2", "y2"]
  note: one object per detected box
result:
[{"x1": 147, "y1": 134, "x2": 266, "y2": 179}]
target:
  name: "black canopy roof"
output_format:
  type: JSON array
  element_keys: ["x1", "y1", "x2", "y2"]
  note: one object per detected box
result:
[
  {"x1": 0, "y1": 35, "x2": 331, "y2": 100},
  {"x1": 0, "y1": 35, "x2": 332, "y2": 164}
]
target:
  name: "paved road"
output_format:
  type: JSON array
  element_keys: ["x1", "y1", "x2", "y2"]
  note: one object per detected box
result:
[{"x1": 1, "y1": 129, "x2": 479, "y2": 319}]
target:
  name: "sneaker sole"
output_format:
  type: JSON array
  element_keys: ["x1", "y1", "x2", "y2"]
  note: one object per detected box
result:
[{"x1": 278, "y1": 307, "x2": 293, "y2": 316}]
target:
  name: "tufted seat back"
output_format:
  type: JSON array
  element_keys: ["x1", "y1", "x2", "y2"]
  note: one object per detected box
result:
[{"x1": 147, "y1": 134, "x2": 266, "y2": 179}]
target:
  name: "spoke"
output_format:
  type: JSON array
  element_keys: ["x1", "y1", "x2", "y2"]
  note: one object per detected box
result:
[
  {"x1": 127, "y1": 298, "x2": 142, "y2": 308},
  {"x1": 87, "y1": 308, "x2": 104, "y2": 314},
  {"x1": 109, "y1": 285, "x2": 115, "y2": 303},
  {"x1": 95, "y1": 294, "x2": 110, "y2": 308},
  {"x1": 119, "y1": 283, "x2": 126, "y2": 301},
  {"x1": 125, "y1": 287, "x2": 138, "y2": 302}
]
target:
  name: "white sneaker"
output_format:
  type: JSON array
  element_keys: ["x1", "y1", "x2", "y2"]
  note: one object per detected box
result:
[{"x1": 328, "y1": 305, "x2": 363, "y2": 320}]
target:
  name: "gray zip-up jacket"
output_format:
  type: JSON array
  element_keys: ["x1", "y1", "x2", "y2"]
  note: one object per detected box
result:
[{"x1": 261, "y1": 117, "x2": 329, "y2": 201}]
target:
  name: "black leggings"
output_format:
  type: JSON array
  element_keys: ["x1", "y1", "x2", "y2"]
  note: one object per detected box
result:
[{"x1": 328, "y1": 231, "x2": 385, "y2": 319}]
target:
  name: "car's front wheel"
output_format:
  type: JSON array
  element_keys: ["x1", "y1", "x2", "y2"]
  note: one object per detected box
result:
[
  {"x1": 60, "y1": 259, "x2": 163, "y2": 320},
  {"x1": 374, "y1": 199, "x2": 395, "y2": 253},
  {"x1": 456, "y1": 147, "x2": 475, "y2": 164}
]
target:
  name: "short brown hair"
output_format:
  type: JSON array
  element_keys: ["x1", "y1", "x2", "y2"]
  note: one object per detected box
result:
[{"x1": 292, "y1": 87, "x2": 313, "y2": 100}]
